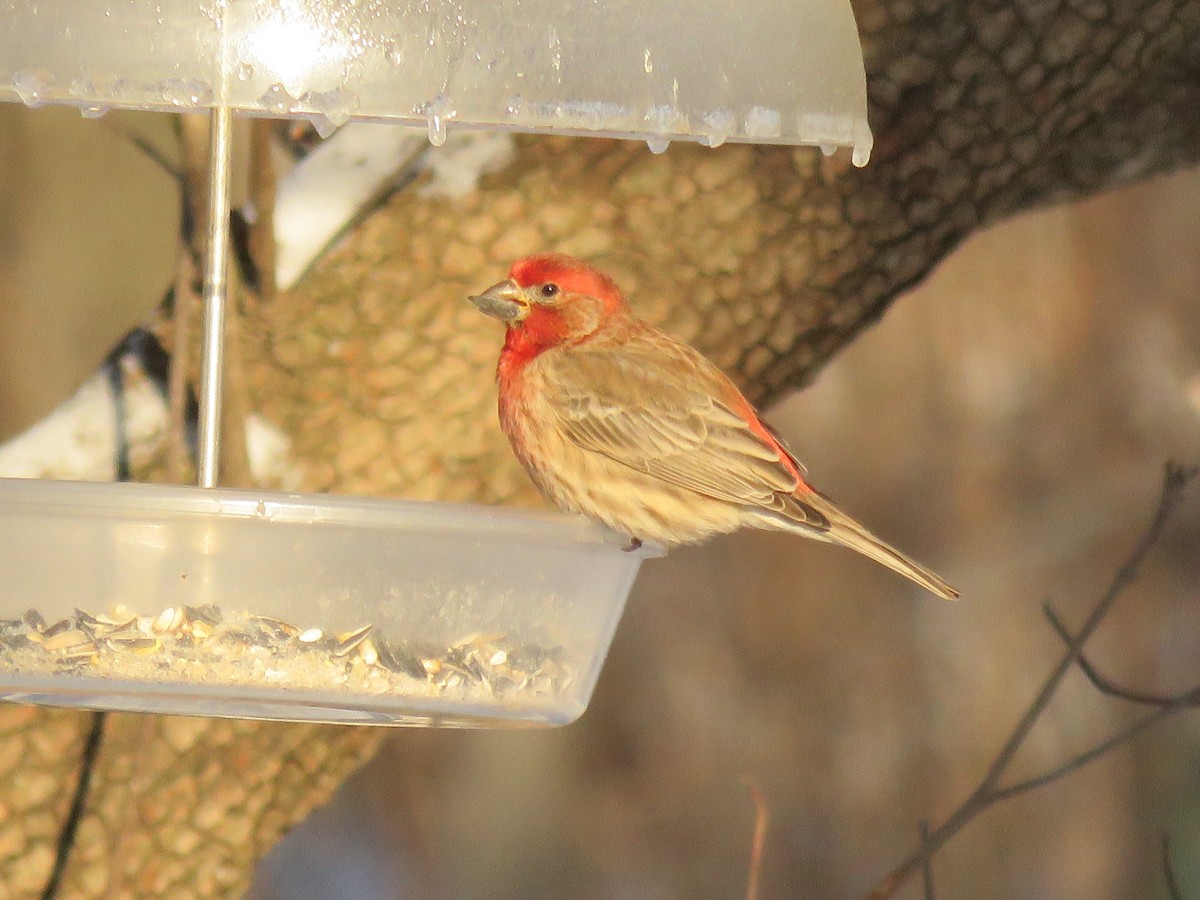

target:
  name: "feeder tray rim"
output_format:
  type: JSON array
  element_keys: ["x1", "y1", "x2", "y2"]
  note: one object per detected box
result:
[{"x1": 0, "y1": 477, "x2": 665, "y2": 555}]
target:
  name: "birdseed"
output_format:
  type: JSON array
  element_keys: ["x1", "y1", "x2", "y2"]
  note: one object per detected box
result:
[{"x1": 0, "y1": 605, "x2": 575, "y2": 705}]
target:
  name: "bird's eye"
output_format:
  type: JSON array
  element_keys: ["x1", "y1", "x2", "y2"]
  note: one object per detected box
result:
[{"x1": 540, "y1": 283, "x2": 560, "y2": 298}]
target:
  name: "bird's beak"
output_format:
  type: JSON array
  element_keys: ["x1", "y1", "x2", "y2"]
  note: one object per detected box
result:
[{"x1": 468, "y1": 279, "x2": 527, "y2": 322}]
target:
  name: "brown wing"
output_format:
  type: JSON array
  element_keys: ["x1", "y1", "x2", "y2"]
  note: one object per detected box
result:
[{"x1": 541, "y1": 332, "x2": 826, "y2": 527}]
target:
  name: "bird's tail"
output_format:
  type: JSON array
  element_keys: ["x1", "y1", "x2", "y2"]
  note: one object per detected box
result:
[{"x1": 788, "y1": 491, "x2": 959, "y2": 601}]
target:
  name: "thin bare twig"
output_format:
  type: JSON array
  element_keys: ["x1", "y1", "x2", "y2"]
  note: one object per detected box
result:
[
  {"x1": 100, "y1": 117, "x2": 180, "y2": 182},
  {"x1": 1163, "y1": 833, "x2": 1184, "y2": 900},
  {"x1": 990, "y1": 690, "x2": 1200, "y2": 801},
  {"x1": 743, "y1": 778, "x2": 769, "y2": 900},
  {"x1": 40, "y1": 712, "x2": 106, "y2": 900},
  {"x1": 1043, "y1": 603, "x2": 1200, "y2": 708},
  {"x1": 919, "y1": 821, "x2": 935, "y2": 900},
  {"x1": 865, "y1": 463, "x2": 1197, "y2": 900}
]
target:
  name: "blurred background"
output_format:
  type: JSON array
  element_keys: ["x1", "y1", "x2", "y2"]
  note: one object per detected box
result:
[
  {"x1": 0, "y1": 105, "x2": 177, "y2": 439},
  {"x1": 249, "y1": 168, "x2": 1200, "y2": 900},
  {"x1": 2, "y1": 105, "x2": 1198, "y2": 898}
]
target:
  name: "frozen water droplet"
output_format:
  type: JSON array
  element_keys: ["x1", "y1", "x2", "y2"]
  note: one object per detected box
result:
[
  {"x1": 820, "y1": 143, "x2": 837, "y2": 157},
  {"x1": 111, "y1": 79, "x2": 139, "y2": 102},
  {"x1": 260, "y1": 83, "x2": 296, "y2": 115},
  {"x1": 69, "y1": 77, "x2": 95, "y2": 99},
  {"x1": 702, "y1": 109, "x2": 734, "y2": 148},
  {"x1": 427, "y1": 115, "x2": 447, "y2": 146},
  {"x1": 506, "y1": 94, "x2": 524, "y2": 116},
  {"x1": 12, "y1": 70, "x2": 48, "y2": 108},
  {"x1": 382, "y1": 38, "x2": 403, "y2": 66},
  {"x1": 644, "y1": 104, "x2": 684, "y2": 134},
  {"x1": 303, "y1": 87, "x2": 358, "y2": 134},
  {"x1": 160, "y1": 78, "x2": 213, "y2": 108},
  {"x1": 309, "y1": 115, "x2": 338, "y2": 139},
  {"x1": 744, "y1": 106, "x2": 781, "y2": 139},
  {"x1": 424, "y1": 94, "x2": 454, "y2": 147},
  {"x1": 852, "y1": 143, "x2": 871, "y2": 168},
  {"x1": 646, "y1": 137, "x2": 670, "y2": 155},
  {"x1": 80, "y1": 104, "x2": 108, "y2": 119},
  {"x1": 643, "y1": 49, "x2": 653, "y2": 73},
  {"x1": 237, "y1": 62, "x2": 254, "y2": 82}
]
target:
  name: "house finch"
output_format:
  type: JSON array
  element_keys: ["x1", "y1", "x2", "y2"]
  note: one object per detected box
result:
[{"x1": 470, "y1": 253, "x2": 958, "y2": 600}]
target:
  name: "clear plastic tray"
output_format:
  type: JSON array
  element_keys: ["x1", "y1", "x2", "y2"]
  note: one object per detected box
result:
[
  {"x1": 0, "y1": 0, "x2": 872, "y2": 162},
  {"x1": 0, "y1": 479, "x2": 659, "y2": 726}
]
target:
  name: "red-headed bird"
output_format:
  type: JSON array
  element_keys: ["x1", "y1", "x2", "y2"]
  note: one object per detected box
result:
[{"x1": 469, "y1": 253, "x2": 958, "y2": 600}]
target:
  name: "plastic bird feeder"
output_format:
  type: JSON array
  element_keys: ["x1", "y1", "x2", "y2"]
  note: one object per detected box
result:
[{"x1": 0, "y1": 0, "x2": 872, "y2": 726}]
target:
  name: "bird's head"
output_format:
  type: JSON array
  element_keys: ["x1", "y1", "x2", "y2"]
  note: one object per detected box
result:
[{"x1": 469, "y1": 254, "x2": 629, "y2": 356}]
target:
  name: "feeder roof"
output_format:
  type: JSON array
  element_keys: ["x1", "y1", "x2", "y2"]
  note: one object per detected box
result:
[{"x1": 0, "y1": 0, "x2": 871, "y2": 162}]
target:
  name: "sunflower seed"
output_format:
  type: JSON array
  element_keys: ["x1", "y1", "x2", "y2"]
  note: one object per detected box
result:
[
  {"x1": 43, "y1": 629, "x2": 92, "y2": 652},
  {"x1": 331, "y1": 625, "x2": 373, "y2": 658},
  {"x1": 4, "y1": 604, "x2": 578, "y2": 710},
  {"x1": 184, "y1": 603, "x2": 222, "y2": 626},
  {"x1": 105, "y1": 636, "x2": 160, "y2": 655},
  {"x1": 249, "y1": 616, "x2": 300, "y2": 641},
  {"x1": 374, "y1": 636, "x2": 427, "y2": 679},
  {"x1": 356, "y1": 638, "x2": 379, "y2": 666},
  {"x1": 153, "y1": 607, "x2": 183, "y2": 633}
]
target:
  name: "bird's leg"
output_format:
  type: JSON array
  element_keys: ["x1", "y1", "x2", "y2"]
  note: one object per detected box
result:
[{"x1": 622, "y1": 536, "x2": 643, "y2": 552}]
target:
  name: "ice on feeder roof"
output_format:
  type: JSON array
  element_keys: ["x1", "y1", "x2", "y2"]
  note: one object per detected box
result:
[{"x1": 0, "y1": 0, "x2": 872, "y2": 163}]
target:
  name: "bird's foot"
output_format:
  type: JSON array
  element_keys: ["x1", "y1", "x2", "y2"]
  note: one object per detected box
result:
[{"x1": 622, "y1": 536, "x2": 643, "y2": 552}]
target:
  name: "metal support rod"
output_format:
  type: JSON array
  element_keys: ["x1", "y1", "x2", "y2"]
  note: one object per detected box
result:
[{"x1": 197, "y1": 105, "x2": 233, "y2": 489}]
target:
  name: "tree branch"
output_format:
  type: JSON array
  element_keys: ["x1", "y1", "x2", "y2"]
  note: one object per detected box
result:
[
  {"x1": 865, "y1": 463, "x2": 1197, "y2": 900},
  {"x1": 100, "y1": 117, "x2": 180, "y2": 183},
  {"x1": 990, "y1": 693, "x2": 1200, "y2": 802},
  {"x1": 919, "y1": 821, "x2": 935, "y2": 900},
  {"x1": 743, "y1": 778, "x2": 769, "y2": 900},
  {"x1": 1043, "y1": 603, "x2": 1200, "y2": 709}
]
